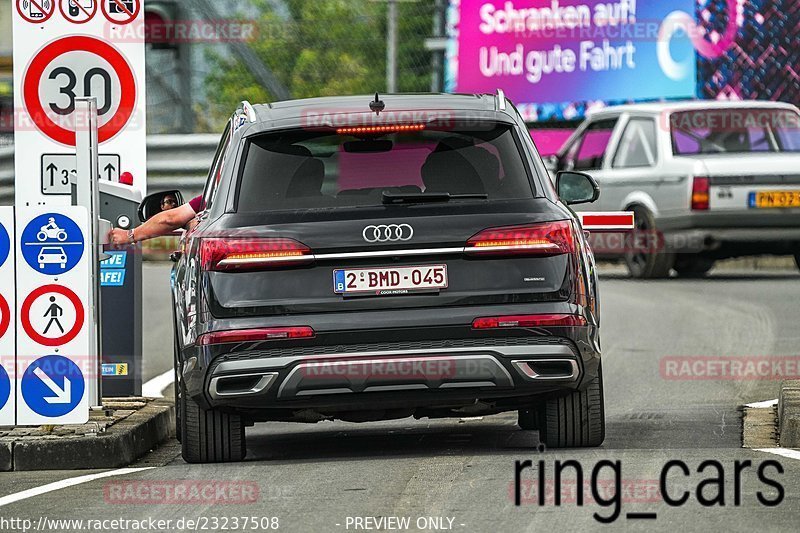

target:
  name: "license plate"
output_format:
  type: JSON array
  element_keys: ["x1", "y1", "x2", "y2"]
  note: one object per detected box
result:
[
  {"x1": 749, "y1": 190, "x2": 800, "y2": 208},
  {"x1": 334, "y1": 265, "x2": 448, "y2": 295}
]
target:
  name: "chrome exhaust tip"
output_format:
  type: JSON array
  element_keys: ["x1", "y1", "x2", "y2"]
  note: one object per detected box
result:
[
  {"x1": 209, "y1": 372, "x2": 278, "y2": 400},
  {"x1": 511, "y1": 359, "x2": 579, "y2": 381}
]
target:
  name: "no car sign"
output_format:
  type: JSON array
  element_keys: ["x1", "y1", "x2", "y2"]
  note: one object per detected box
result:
[{"x1": 23, "y1": 36, "x2": 137, "y2": 146}]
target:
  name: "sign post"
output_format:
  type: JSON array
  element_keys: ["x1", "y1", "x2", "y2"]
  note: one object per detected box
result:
[{"x1": 74, "y1": 97, "x2": 104, "y2": 407}]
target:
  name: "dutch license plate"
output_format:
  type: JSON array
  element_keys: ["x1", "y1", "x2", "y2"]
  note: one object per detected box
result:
[
  {"x1": 749, "y1": 190, "x2": 800, "y2": 208},
  {"x1": 334, "y1": 265, "x2": 448, "y2": 295}
]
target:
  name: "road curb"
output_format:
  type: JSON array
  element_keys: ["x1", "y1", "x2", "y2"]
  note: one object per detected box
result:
[
  {"x1": 2, "y1": 400, "x2": 174, "y2": 471},
  {"x1": 778, "y1": 380, "x2": 800, "y2": 448}
]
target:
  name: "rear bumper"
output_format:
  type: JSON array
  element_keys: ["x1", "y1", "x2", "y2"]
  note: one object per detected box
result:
[{"x1": 184, "y1": 334, "x2": 598, "y2": 417}]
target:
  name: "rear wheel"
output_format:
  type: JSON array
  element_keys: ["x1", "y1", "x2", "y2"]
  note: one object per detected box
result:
[
  {"x1": 524, "y1": 362, "x2": 605, "y2": 448},
  {"x1": 180, "y1": 381, "x2": 246, "y2": 463},
  {"x1": 674, "y1": 255, "x2": 715, "y2": 278},
  {"x1": 623, "y1": 207, "x2": 674, "y2": 279}
]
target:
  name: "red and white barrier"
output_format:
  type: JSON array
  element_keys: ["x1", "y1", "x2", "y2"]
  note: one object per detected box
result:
[{"x1": 578, "y1": 212, "x2": 635, "y2": 231}]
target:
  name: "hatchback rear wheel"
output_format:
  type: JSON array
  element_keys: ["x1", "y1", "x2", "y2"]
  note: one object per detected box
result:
[
  {"x1": 519, "y1": 362, "x2": 605, "y2": 448},
  {"x1": 623, "y1": 207, "x2": 674, "y2": 279},
  {"x1": 180, "y1": 381, "x2": 246, "y2": 463}
]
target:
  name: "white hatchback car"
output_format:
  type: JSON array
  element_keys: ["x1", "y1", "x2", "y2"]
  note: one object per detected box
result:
[{"x1": 549, "y1": 101, "x2": 800, "y2": 278}]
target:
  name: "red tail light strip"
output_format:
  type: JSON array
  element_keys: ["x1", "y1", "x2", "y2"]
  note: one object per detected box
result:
[
  {"x1": 472, "y1": 314, "x2": 587, "y2": 329},
  {"x1": 336, "y1": 124, "x2": 426, "y2": 135},
  {"x1": 201, "y1": 238, "x2": 313, "y2": 271},
  {"x1": 198, "y1": 327, "x2": 315, "y2": 346},
  {"x1": 200, "y1": 220, "x2": 582, "y2": 272},
  {"x1": 465, "y1": 220, "x2": 576, "y2": 257}
]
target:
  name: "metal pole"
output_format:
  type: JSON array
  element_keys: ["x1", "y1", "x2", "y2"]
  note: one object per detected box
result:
[
  {"x1": 74, "y1": 97, "x2": 102, "y2": 408},
  {"x1": 176, "y1": 43, "x2": 194, "y2": 132},
  {"x1": 431, "y1": 0, "x2": 444, "y2": 92},
  {"x1": 387, "y1": 0, "x2": 398, "y2": 93}
]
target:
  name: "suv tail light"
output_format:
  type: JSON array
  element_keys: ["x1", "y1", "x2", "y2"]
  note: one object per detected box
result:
[
  {"x1": 198, "y1": 327, "x2": 315, "y2": 346},
  {"x1": 472, "y1": 314, "x2": 587, "y2": 329},
  {"x1": 465, "y1": 220, "x2": 576, "y2": 257},
  {"x1": 691, "y1": 177, "x2": 710, "y2": 210},
  {"x1": 200, "y1": 237, "x2": 313, "y2": 271}
]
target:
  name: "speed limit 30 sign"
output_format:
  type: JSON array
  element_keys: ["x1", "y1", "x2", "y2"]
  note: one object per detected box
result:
[
  {"x1": 13, "y1": 1, "x2": 146, "y2": 206},
  {"x1": 24, "y1": 36, "x2": 136, "y2": 146}
]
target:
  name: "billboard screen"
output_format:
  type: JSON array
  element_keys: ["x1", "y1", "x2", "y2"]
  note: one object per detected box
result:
[
  {"x1": 451, "y1": 0, "x2": 697, "y2": 104},
  {"x1": 446, "y1": 0, "x2": 799, "y2": 123}
]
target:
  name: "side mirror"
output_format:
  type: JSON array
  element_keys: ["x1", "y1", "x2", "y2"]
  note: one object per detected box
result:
[
  {"x1": 556, "y1": 171, "x2": 600, "y2": 205},
  {"x1": 137, "y1": 190, "x2": 185, "y2": 222}
]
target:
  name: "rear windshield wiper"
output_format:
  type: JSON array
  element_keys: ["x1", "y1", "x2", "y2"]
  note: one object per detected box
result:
[{"x1": 381, "y1": 192, "x2": 489, "y2": 204}]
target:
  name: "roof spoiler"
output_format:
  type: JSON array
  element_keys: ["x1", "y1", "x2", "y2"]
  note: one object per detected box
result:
[{"x1": 237, "y1": 100, "x2": 257, "y2": 123}]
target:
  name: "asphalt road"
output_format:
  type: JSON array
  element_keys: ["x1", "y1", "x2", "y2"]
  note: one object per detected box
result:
[{"x1": 1, "y1": 263, "x2": 800, "y2": 533}]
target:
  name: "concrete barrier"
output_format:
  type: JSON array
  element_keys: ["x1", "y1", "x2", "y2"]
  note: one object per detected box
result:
[{"x1": 0, "y1": 399, "x2": 174, "y2": 471}]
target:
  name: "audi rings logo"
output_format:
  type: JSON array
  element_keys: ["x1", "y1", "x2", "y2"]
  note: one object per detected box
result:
[{"x1": 362, "y1": 224, "x2": 414, "y2": 243}]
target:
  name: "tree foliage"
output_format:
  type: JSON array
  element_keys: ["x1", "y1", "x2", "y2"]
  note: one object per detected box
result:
[{"x1": 204, "y1": 0, "x2": 434, "y2": 128}]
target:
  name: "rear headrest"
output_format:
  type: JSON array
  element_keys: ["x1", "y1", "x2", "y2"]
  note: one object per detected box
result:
[
  {"x1": 433, "y1": 137, "x2": 474, "y2": 152},
  {"x1": 269, "y1": 144, "x2": 313, "y2": 157},
  {"x1": 429, "y1": 139, "x2": 501, "y2": 191},
  {"x1": 286, "y1": 158, "x2": 325, "y2": 198},
  {"x1": 421, "y1": 149, "x2": 485, "y2": 195}
]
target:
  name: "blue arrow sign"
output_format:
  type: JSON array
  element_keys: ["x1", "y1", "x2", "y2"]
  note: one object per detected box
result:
[
  {"x1": 0, "y1": 222, "x2": 9, "y2": 269},
  {"x1": 20, "y1": 213, "x2": 84, "y2": 275},
  {"x1": 0, "y1": 364, "x2": 9, "y2": 412},
  {"x1": 21, "y1": 355, "x2": 85, "y2": 417}
]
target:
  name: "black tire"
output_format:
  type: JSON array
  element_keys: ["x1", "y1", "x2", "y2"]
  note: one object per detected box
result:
[
  {"x1": 794, "y1": 253, "x2": 800, "y2": 271},
  {"x1": 535, "y1": 363, "x2": 605, "y2": 448},
  {"x1": 180, "y1": 381, "x2": 246, "y2": 463},
  {"x1": 674, "y1": 255, "x2": 715, "y2": 278},
  {"x1": 623, "y1": 207, "x2": 674, "y2": 279}
]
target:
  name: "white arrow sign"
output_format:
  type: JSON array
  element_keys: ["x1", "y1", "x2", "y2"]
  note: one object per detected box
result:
[{"x1": 33, "y1": 366, "x2": 72, "y2": 404}]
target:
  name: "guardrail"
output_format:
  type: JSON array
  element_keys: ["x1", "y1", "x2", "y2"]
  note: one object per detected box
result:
[{"x1": 0, "y1": 134, "x2": 220, "y2": 205}]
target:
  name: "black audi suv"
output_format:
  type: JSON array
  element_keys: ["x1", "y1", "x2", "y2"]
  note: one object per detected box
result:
[{"x1": 159, "y1": 93, "x2": 605, "y2": 463}]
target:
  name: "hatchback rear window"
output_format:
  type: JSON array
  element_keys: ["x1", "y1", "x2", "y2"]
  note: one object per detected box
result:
[
  {"x1": 671, "y1": 108, "x2": 800, "y2": 155},
  {"x1": 235, "y1": 122, "x2": 534, "y2": 212}
]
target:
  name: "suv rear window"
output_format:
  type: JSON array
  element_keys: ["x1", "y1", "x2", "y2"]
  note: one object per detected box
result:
[{"x1": 236, "y1": 122, "x2": 534, "y2": 212}]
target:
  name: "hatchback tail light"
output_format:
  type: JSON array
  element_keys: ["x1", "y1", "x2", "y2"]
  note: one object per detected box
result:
[
  {"x1": 198, "y1": 326, "x2": 315, "y2": 346},
  {"x1": 464, "y1": 220, "x2": 576, "y2": 257},
  {"x1": 472, "y1": 314, "x2": 587, "y2": 329},
  {"x1": 200, "y1": 237, "x2": 313, "y2": 271},
  {"x1": 691, "y1": 177, "x2": 710, "y2": 210}
]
